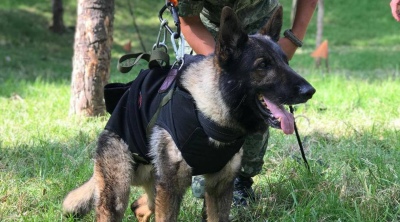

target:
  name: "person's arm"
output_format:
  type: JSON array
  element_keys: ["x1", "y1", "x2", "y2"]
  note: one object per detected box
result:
[
  {"x1": 390, "y1": 0, "x2": 400, "y2": 21},
  {"x1": 278, "y1": 0, "x2": 318, "y2": 60},
  {"x1": 180, "y1": 15, "x2": 216, "y2": 55}
]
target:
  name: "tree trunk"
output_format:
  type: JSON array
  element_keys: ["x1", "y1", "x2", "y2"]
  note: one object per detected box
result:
[
  {"x1": 315, "y1": 0, "x2": 324, "y2": 67},
  {"x1": 290, "y1": 0, "x2": 297, "y2": 26},
  {"x1": 70, "y1": 0, "x2": 115, "y2": 116},
  {"x1": 315, "y1": 0, "x2": 324, "y2": 48},
  {"x1": 50, "y1": 0, "x2": 66, "y2": 33}
]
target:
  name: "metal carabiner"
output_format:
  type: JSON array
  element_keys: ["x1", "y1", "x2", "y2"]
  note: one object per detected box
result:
[
  {"x1": 159, "y1": 2, "x2": 180, "y2": 39},
  {"x1": 153, "y1": 19, "x2": 169, "y2": 53},
  {"x1": 154, "y1": 1, "x2": 184, "y2": 64},
  {"x1": 170, "y1": 34, "x2": 186, "y2": 66}
]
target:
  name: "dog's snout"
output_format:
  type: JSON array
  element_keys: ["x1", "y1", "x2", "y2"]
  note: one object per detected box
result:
[{"x1": 298, "y1": 84, "x2": 316, "y2": 100}]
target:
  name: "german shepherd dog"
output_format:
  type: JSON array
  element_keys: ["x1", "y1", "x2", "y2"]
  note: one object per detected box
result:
[{"x1": 62, "y1": 6, "x2": 315, "y2": 222}]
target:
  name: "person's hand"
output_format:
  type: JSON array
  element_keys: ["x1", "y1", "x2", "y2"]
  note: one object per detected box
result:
[
  {"x1": 278, "y1": 37, "x2": 298, "y2": 61},
  {"x1": 390, "y1": 0, "x2": 400, "y2": 22}
]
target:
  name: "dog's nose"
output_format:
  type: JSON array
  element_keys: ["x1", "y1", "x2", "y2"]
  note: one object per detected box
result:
[{"x1": 299, "y1": 84, "x2": 316, "y2": 100}]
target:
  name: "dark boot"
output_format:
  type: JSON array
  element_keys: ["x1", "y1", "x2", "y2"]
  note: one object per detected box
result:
[{"x1": 232, "y1": 175, "x2": 255, "y2": 206}]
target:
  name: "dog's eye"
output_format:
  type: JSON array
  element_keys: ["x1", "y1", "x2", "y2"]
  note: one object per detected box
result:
[
  {"x1": 257, "y1": 61, "x2": 270, "y2": 69},
  {"x1": 254, "y1": 58, "x2": 271, "y2": 70}
]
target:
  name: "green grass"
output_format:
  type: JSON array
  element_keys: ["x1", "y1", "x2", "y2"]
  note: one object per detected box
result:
[{"x1": 1, "y1": 0, "x2": 399, "y2": 221}]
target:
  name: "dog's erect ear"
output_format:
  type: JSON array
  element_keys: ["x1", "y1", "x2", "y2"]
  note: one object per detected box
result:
[
  {"x1": 258, "y1": 6, "x2": 283, "y2": 42},
  {"x1": 216, "y1": 6, "x2": 248, "y2": 64}
]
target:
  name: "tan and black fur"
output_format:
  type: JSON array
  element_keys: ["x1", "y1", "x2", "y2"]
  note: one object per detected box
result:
[{"x1": 63, "y1": 6, "x2": 315, "y2": 222}]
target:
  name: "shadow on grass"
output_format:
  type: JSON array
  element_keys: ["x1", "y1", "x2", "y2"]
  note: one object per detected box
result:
[
  {"x1": 0, "y1": 5, "x2": 163, "y2": 77},
  {"x1": 0, "y1": 6, "x2": 162, "y2": 98},
  {"x1": 0, "y1": 9, "x2": 74, "y2": 82}
]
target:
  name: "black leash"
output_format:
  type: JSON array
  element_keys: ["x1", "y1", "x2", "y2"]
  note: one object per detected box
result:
[{"x1": 289, "y1": 105, "x2": 311, "y2": 172}]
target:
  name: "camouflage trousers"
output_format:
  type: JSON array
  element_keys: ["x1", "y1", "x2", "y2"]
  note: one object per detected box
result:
[{"x1": 192, "y1": 129, "x2": 269, "y2": 198}]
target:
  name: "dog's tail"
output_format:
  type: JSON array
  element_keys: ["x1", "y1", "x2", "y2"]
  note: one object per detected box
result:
[{"x1": 62, "y1": 176, "x2": 96, "y2": 217}]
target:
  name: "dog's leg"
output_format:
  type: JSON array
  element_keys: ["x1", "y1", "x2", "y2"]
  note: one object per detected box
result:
[
  {"x1": 205, "y1": 189, "x2": 234, "y2": 222},
  {"x1": 204, "y1": 178, "x2": 234, "y2": 222},
  {"x1": 204, "y1": 151, "x2": 242, "y2": 222},
  {"x1": 131, "y1": 194, "x2": 152, "y2": 222},
  {"x1": 131, "y1": 165, "x2": 156, "y2": 222},
  {"x1": 150, "y1": 127, "x2": 192, "y2": 221},
  {"x1": 154, "y1": 171, "x2": 191, "y2": 221},
  {"x1": 93, "y1": 131, "x2": 134, "y2": 222}
]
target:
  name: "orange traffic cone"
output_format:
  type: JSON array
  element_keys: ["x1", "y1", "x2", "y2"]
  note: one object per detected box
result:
[
  {"x1": 311, "y1": 40, "x2": 328, "y2": 59},
  {"x1": 311, "y1": 40, "x2": 329, "y2": 71}
]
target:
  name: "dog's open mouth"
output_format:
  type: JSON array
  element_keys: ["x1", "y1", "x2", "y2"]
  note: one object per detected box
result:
[{"x1": 257, "y1": 94, "x2": 295, "y2": 134}]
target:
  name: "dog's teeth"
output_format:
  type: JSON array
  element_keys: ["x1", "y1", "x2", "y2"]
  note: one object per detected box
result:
[
  {"x1": 258, "y1": 94, "x2": 269, "y2": 108},
  {"x1": 262, "y1": 101, "x2": 268, "y2": 108}
]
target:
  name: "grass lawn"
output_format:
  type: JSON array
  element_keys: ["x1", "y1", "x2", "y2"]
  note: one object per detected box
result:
[{"x1": 0, "y1": 0, "x2": 399, "y2": 221}]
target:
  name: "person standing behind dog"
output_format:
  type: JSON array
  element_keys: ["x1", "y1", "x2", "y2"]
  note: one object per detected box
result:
[
  {"x1": 177, "y1": 0, "x2": 318, "y2": 206},
  {"x1": 391, "y1": 0, "x2": 400, "y2": 21}
]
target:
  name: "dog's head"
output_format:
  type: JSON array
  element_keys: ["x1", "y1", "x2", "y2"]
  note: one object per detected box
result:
[{"x1": 216, "y1": 6, "x2": 315, "y2": 134}]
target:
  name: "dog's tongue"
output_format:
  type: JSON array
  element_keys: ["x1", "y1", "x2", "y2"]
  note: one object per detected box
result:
[{"x1": 263, "y1": 98, "x2": 295, "y2": 134}]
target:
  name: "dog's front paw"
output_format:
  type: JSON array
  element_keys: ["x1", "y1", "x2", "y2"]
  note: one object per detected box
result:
[{"x1": 131, "y1": 194, "x2": 153, "y2": 222}]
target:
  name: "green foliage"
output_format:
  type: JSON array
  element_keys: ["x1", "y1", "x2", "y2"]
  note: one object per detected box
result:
[{"x1": 0, "y1": 0, "x2": 399, "y2": 221}]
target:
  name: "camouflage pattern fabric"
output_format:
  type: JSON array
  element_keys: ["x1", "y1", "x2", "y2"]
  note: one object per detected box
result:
[
  {"x1": 178, "y1": 0, "x2": 280, "y2": 37},
  {"x1": 239, "y1": 129, "x2": 269, "y2": 178}
]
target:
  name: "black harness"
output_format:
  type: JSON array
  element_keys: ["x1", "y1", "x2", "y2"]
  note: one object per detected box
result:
[
  {"x1": 104, "y1": 0, "x2": 311, "y2": 174},
  {"x1": 104, "y1": 55, "x2": 245, "y2": 175}
]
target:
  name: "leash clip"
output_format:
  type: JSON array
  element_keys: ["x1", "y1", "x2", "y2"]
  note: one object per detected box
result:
[
  {"x1": 153, "y1": 19, "x2": 169, "y2": 53},
  {"x1": 158, "y1": 2, "x2": 181, "y2": 39},
  {"x1": 156, "y1": 1, "x2": 185, "y2": 65},
  {"x1": 170, "y1": 34, "x2": 185, "y2": 64}
]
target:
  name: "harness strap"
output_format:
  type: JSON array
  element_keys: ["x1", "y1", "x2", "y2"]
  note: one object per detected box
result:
[
  {"x1": 149, "y1": 50, "x2": 170, "y2": 68},
  {"x1": 146, "y1": 77, "x2": 176, "y2": 137},
  {"x1": 117, "y1": 50, "x2": 170, "y2": 73},
  {"x1": 117, "y1": 52, "x2": 149, "y2": 73},
  {"x1": 198, "y1": 112, "x2": 246, "y2": 143}
]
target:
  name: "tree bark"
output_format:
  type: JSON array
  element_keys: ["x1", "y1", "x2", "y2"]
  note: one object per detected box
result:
[
  {"x1": 50, "y1": 0, "x2": 66, "y2": 33},
  {"x1": 315, "y1": 0, "x2": 324, "y2": 67},
  {"x1": 290, "y1": 0, "x2": 297, "y2": 27},
  {"x1": 315, "y1": 0, "x2": 324, "y2": 48},
  {"x1": 70, "y1": 0, "x2": 115, "y2": 116}
]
